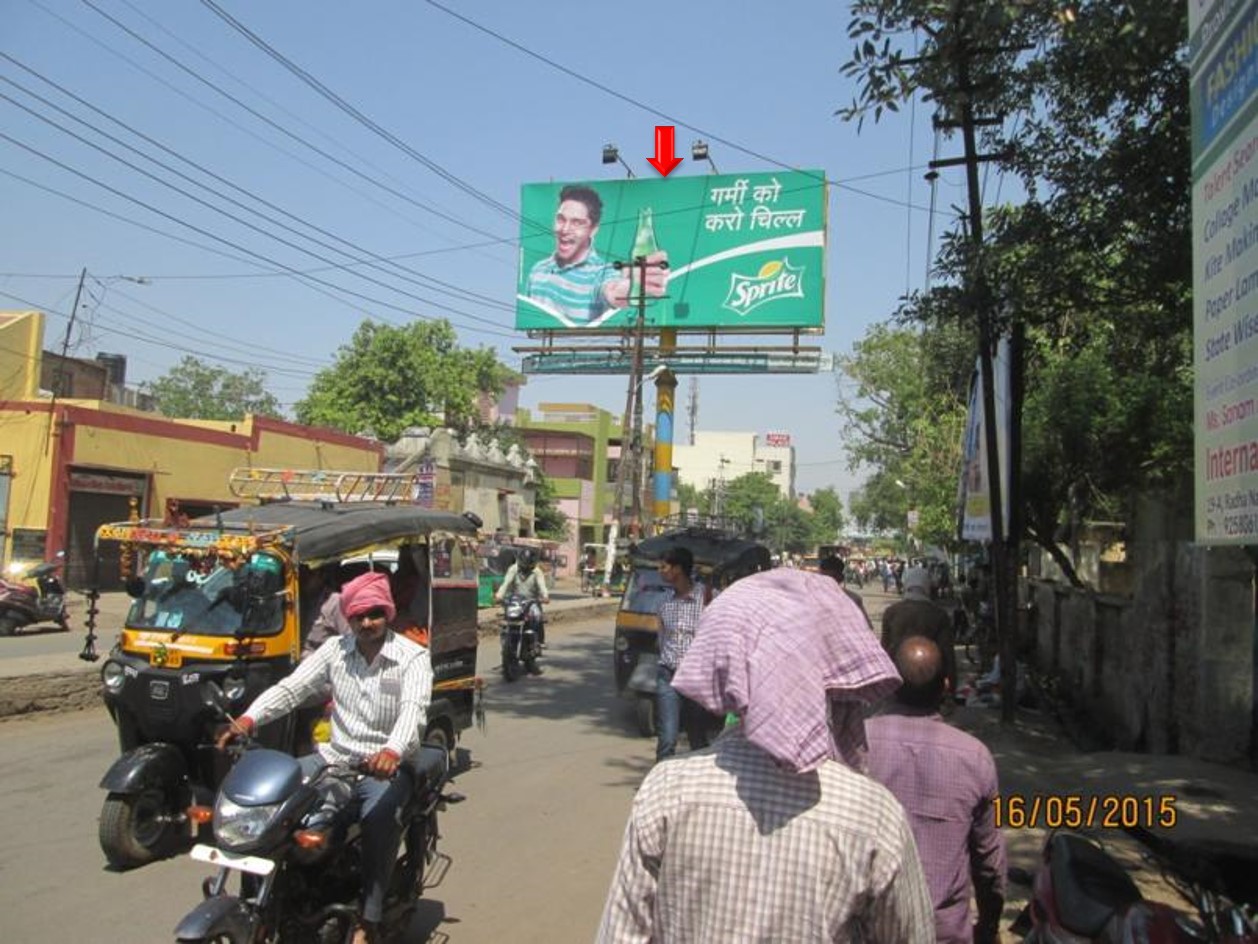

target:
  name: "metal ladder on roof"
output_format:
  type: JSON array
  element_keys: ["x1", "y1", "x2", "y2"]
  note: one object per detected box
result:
[{"x1": 228, "y1": 467, "x2": 422, "y2": 503}]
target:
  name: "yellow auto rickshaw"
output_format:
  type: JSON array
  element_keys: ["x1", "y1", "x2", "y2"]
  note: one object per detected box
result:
[{"x1": 83, "y1": 494, "x2": 484, "y2": 870}]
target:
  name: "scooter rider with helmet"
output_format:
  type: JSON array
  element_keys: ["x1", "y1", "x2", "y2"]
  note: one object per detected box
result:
[{"x1": 495, "y1": 548, "x2": 550, "y2": 647}]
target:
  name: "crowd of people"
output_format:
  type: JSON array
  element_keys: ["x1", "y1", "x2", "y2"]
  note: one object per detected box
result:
[
  {"x1": 219, "y1": 546, "x2": 1001, "y2": 942},
  {"x1": 592, "y1": 551, "x2": 1005, "y2": 942}
]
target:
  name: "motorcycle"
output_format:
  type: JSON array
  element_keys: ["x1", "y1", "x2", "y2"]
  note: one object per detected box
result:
[
  {"x1": 499, "y1": 594, "x2": 542, "y2": 681},
  {"x1": 0, "y1": 550, "x2": 68, "y2": 636},
  {"x1": 1011, "y1": 827, "x2": 1257, "y2": 942},
  {"x1": 175, "y1": 691, "x2": 461, "y2": 943}
]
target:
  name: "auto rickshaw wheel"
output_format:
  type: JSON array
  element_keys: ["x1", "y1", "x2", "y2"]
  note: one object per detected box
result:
[
  {"x1": 423, "y1": 720, "x2": 455, "y2": 765},
  {"x1": 635, "y1": 697, "x2": 656, "y2": 738},
  {"x1": 99, "y1": 788, "x2": 178, "y2": 869},
  {"x1": 0, "y1": 614, "x2": 19, "y2": 636}
]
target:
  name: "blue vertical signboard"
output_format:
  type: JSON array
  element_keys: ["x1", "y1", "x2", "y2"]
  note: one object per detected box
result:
[{"x1": 1191, "y1": 0, "x2": 1258, "y2": 542}]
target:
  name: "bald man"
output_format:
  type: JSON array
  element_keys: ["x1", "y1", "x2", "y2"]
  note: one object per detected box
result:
[{"x1": 866, "y1": 637, "x2": 1006, "y2": 944}]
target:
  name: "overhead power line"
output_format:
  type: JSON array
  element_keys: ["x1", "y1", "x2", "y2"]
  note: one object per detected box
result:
[
  {"x1": 0, "y1": 91, "x2": 517, "y2": 336},
  {"x1": 0, "y1": 287, "x2": 317, "y2": 377},
  {"x1": 0, "y1": 131, "x2": 520, "y2": 339},
  {"x1": 0, "y1": 57, "x2": 516, "y2": 317},
  {"x1": 421, "y1": 0, "x2": 932, "y2": 214},
  {"x1": 69, "y1": 0, "x2": 512, "y2": 248},
  {"x1": 197, "y1": 0, "x2": 546, "y2": 233}
]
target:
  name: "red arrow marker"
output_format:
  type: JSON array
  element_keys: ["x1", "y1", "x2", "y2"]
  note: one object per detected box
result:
[{"x1": 646, "y1": 125, "x2": 683, "y2": 177}]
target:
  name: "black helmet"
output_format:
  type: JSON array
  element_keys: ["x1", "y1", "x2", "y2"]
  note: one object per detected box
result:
[{"x1": 517, "y1": 548, "x2": 537, "y2": 570}]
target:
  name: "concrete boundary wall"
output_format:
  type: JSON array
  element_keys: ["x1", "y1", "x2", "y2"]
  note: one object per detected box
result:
[{"x1": 1023, "y1": 531, "x2": 1254, "y2": 765}]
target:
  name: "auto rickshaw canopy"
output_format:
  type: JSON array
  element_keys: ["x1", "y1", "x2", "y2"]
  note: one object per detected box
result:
[
  {"x1": 96, "y1": 501, "x2": 480, "y2": 563},
  {"x1": 630, "y1": 527, "x2": 772, "y2": 587}
]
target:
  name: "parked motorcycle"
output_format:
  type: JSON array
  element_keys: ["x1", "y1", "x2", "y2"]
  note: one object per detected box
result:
[
  {"x1": 175, "y1": 695, "x2": 460, "y2": 943},
  {"x1": 0, "y1": 550, "x2": 68, "y2": 636},
  {"x1": 500, "y1": 594, "x2": 542, "y2": 681},
  {"x1": 1011, "y1": 827, "x2": 1257, "y2": 942}
]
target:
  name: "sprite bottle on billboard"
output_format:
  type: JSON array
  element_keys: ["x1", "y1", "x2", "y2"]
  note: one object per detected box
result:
[{"x1": 630, "y1": 207, "x2": 658, "y2": 304}]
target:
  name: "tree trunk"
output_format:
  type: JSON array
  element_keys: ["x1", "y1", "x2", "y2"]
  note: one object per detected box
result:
[{"x1": 1026, "y1": 524, "x2": 1086, "y2": 588}]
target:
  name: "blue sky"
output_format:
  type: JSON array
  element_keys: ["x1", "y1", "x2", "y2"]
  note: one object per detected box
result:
[{"x1": 0, "y1": 0, "x2": 976, "y2": 500}]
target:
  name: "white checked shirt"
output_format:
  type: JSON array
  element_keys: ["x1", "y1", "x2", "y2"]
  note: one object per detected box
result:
[
  {"x1": 657, "y1": 580, "x2": 704, "y2": 670},
  {"x1": 242, "y1": 631, "x2": 431, "y2": 763},
  {"x1": 597, "y1": 730, "x2": 935, "y2": 943}
]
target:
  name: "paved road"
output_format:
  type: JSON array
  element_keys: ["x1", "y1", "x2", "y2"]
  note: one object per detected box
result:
[{"x1": 0, "y1": 611, "x2": 649, "y2": 943}]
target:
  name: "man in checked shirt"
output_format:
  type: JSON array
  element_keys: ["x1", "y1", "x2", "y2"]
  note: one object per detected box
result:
[
  {"x1": 653, "y1": 546, "x2": 710, "y2": 761},
  {"x1": 599, "y1": 569, "x2": 933, "y2": 942}
]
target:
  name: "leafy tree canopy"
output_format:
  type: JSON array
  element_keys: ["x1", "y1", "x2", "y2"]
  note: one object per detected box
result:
[
  {"x1": 835, "y1": 1, "x2": 1191, "y2": 582},
  {"x1": 533, "y1": 473, "x2": 569, "y2": 542},
  {"x1": 808, "y1": 486, "x2": 847, "y2": 547},
  {"x1": 144, "y1": 355, "x2": 282, "y2": 421},
  {"x1": 295, "y1": 319, "x2": 510, "y2": 443}
]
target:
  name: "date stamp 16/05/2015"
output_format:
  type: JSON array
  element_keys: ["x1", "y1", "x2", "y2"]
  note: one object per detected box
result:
[{"x1": 993, "y1": 794, "x2": 1178, "y2": 830}]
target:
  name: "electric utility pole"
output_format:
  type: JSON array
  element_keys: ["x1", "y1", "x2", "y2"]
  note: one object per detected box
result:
[
  {"x1": 927, "y1": 9, "x2": 1025, "y2": 723},
  {"x1": 604, "y1": 254, "x2": 665, "y2": 586}
]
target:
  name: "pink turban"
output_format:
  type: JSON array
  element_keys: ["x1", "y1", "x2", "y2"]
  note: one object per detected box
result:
[
  {"x1": 339, "y1": 571, "x2": 396, "y2": 622},
  {"x1": 672, "y1": 568, "x2": 901, "y2": 774}
]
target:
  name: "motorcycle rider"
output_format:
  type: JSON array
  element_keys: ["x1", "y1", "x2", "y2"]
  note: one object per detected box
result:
[
  {"x1": 495, "y1": 548, "x2": 550, "y2": 647},
  {"x1": 217, "y1": 571, "x2": 430, "y2": 944}
]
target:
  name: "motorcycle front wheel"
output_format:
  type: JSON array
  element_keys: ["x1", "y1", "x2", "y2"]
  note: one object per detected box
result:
[{"x1": 501, "y1": 646, "x2": 522, "y2": 682}]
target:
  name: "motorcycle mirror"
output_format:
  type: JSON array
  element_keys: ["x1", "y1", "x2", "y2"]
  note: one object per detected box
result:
[
  {"x1": 199, "y1": 681, "x2": 229, "y2": 716},
  {"x1": 124, "y1": 576, "x2": 146, "y2": 598}
]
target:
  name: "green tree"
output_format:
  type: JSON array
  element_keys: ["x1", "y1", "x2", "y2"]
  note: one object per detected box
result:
[
  {"x1": 532, "y1": 473, "x2": 569, "y2": 542},
  {"x1": 766, "y1": 500, "x2": 815, "y2": 555},
  {"x1": 295, "y1": 320, "x2": 509, "y2": 442},
  {"x1": 721, "y1": 472, "x2": 782, "y2": 538},
  {"x1": 839, "y1": 321, "x2": 969, "y2": 550},
  {"x1": 808, "y1": 486, "x2": 847, "y2": 546},
  {"x1": 144, "y1": 355, "x2": 282, "y2": 421},
  {"x1": 675, "y1": 480, "x2": 709, "y2": 517},
  {"x1": 837, "y1": 1, "x2": 1191, "y2": 582}
]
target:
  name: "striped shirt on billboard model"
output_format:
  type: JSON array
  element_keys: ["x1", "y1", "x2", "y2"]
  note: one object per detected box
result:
[{"x1": 526, "y1": 250, "x2": 616, "y2": 324}]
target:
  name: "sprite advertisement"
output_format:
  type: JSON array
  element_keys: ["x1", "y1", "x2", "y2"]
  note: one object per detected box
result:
[{"x1": 515, "y1": 170, "x2": 827, "y2": 331}]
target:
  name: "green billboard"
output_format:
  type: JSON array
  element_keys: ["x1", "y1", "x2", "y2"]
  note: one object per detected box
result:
[{"x1": 515, "y1": 170, "x2": 827, "y2": 331}]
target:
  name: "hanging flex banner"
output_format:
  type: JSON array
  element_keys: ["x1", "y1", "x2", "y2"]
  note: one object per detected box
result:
[
  {"x1": 515, "y1": 171, "x2": 826, "y2": 332},
  {"x1": 958, "y1": 338, "x2": 1012, "y2": 543}
]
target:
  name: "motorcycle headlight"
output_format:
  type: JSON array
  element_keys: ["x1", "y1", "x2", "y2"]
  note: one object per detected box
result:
[
  {"x1": 506, "y1": 602, "x2": 525, "y2": 619},
  {"x1": 101, "y1": 661, "x2": 126, "y2": 694},
  {"x1": 222, "y1": 675, "x2": 248, "y2": 704},
  {"x1": 214, "y1": 796, "x2": 282, "y2": 850}
]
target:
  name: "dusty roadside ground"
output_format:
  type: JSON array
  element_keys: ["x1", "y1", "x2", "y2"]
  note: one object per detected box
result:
[{"x1": 0, "y1": 671, "x2": 102, "y2": 718}]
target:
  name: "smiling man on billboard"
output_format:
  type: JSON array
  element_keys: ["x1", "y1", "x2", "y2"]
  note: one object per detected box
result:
[{"x1": 525, "y1": 184, "x2": 667, "y2": 325}]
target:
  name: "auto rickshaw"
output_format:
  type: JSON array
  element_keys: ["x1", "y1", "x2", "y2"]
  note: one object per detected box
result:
[
  {"x1": 612, "y1": 527, "x2": 772, "y2": 736},
  {"x1": 82, "y1": 498, "x2": 483, "y2": 870}
]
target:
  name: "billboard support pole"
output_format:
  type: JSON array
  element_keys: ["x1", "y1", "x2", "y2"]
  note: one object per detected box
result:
[
  {"x1": 603, "y1": 329, "x2": 637, "y2": 592},
  {"x1": 628, "y1": 255, "x2": 649, "y2": 540},
  {"x1": 652, "y1": 366, "x2": 677, "y2": 532}
]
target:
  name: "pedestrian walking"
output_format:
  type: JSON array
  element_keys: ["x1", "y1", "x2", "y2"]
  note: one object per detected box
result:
[
  {"x1": 867, "y1": 636, "x2": 1006, "y2": 943},
  {"x1": 597, "y1": 569, "x2": 934, "y2": 943}
]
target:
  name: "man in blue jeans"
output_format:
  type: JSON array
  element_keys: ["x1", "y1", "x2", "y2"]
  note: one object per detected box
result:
[{"x1": 654, "y1": 546, "x2": 708, "y2": 760}]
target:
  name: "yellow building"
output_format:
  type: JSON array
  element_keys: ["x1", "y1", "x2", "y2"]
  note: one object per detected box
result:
[{"x1": 0, "y1": 311, "x2": 383, "y2": 587}]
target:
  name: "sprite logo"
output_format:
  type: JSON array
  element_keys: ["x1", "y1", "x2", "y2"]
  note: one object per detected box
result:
[{"x1": 722, "y1": 258, "x2": 806, "y2": 316}]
